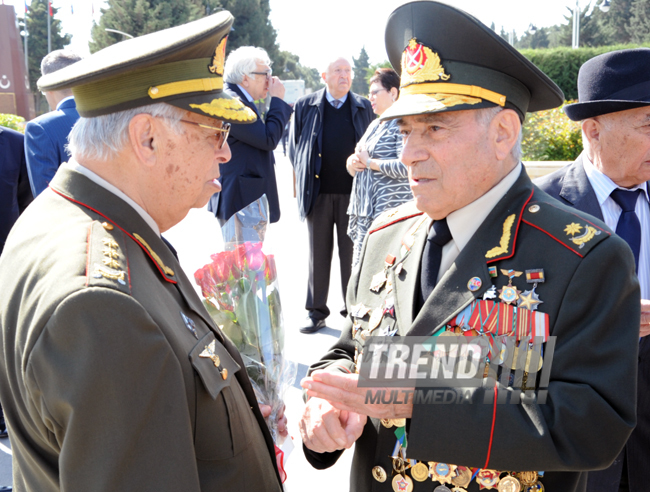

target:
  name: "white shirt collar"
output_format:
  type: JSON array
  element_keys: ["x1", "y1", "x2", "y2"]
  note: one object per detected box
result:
[
  {"x1": 583, "y1": 154, "x2": 649, "y2": 205},
  {"x1": 68, "y1": 160, "x2": 161, "y2": 236},
  {"x1": 237, "y1": 85, "x2": 255, "y2": 103},
  {"x1": 325, "y1": 89, "x2": 348, "y2": 105},
  {"x1": 446, "y1": 164, "x2": 522, "y2": 253}
]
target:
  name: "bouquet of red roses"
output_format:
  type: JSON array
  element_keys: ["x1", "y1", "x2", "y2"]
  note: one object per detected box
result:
[{"x1": 194, "y1": 197, "x2": 295, "y2": 449}]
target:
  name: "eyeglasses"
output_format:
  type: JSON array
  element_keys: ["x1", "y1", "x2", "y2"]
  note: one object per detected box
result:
[
  {"x1": 179, "y1": 119, "x2": 231, "y2": 149},
  {"x1": 368, "y1": 88, "x2": 387, "y2": 98},
  {"x1": 249, "y1": 71, "x2": 272, "y2": 80}
]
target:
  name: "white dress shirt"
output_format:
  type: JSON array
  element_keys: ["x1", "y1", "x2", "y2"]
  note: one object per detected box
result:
[{"x1": 583, "y1": 157, "x2": 650, "y2": 298}]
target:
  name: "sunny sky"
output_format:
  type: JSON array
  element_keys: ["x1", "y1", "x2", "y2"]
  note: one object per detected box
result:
[{"x1": 3, "y1": 0, "x2": 595, "y2": 69}]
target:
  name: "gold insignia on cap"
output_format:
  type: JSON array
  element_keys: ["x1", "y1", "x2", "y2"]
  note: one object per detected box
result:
[
  {"x1": 190, "y1": 98, "x2": 257, "y2": 122},
  {"x1": 401, "y1": 38, "x2": 450, "y2": 86},
  {"x1": 208, "y1": 36, "x2": 228, "y2": 76},
  {"x1": 485, "y1": 214, "x2": 515, "y2": 258}
]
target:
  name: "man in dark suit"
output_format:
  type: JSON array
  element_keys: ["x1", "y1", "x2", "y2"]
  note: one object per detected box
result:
[
  {"x1": 289, "y1": 57, "x2": 373, "y2": 333},
  {"x1": 0, "y1": 13, "x2": 284, "y2": 491},
  {"x1": 0, "y1": 126, "x2": 33, "y2": 255},
  {"x1": 536, "y1": 48, "x2": 650, "y2": 492},
  {"x1": 208, "y1": 46, "x2": 292, "y2": 224},
  {"x1": 297, "y1": 3, "x2": 640, "y2": 492},
  {"x1": 24, "y1": 49, "x2": 81, "y2": 196}
]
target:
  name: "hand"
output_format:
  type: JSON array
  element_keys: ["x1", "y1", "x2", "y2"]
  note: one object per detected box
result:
[
  {"x1": 641, "y1": 299, "x2": 650, "y2": 337},
  {"x1": 259, "y1": 402, "x2": 288, "y2": 438},
  {"x1": 268, "y1": 76, "x2": 285, "y2": 99},
  {"x1": 299, "y1": 396, "x2": 367, "y2": 453},
  {"x1": 346, "y1": 154, "x2": 366, "y2": 177},
  {"x1": 301, "y1": 371, "x2": 414, "y2": 420},
  {"x1": 356, "y1": 149, "x2": 370, "y2": 167}
]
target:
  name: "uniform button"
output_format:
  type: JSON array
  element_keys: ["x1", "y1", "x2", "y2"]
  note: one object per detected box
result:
[
  {"x1": 315, "y1": 175, "x2": 319, "y2": 179},
  {"x1": 529, "y1": 204, "x2": 540, "y2": 213},
  {"x1": 318, "y1": 153, "x2": 321, "y2": 157},
  {"x1": 372, "y1": 466, "x2": 387, "y2": 482},
  {"x1": 102, "y1": 222, "x2": 114, "y2": 230}
]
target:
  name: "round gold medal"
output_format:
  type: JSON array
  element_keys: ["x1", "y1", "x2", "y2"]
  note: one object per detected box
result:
[
  {"x1": 516, "y1": 471, "x2": 538, "y2": 487},
  {"x1": 410, "y1": 462, "x2": 429, "y2": 482},
  {"x1": 451, "y1": 466, "x2": 472, "y2": 488},
  {"x1": 372, "y1": 466, "x2": 387, "y2": 483},
  {"x1": 392, "y1": 474, "x2": 414, "y2": 492},
  {"x1": 498, "y1": 475, "x2": 521, "y2": 492},
  {"x1": 392, "y1": 418, "x2": 407, "y2": 428},
  {"x1": 380, "y1": 418, "x2": 393, "y2": 428}
]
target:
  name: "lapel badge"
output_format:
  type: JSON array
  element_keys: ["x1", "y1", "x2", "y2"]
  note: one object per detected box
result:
[
  {"x1": 383, "y1": 297, "x2": 396, "y2": 318},
  {"x1": 498, "y1": 269, "x2": 522, "y2": 304},
  {"x1": 519, "y1": 268, "x2": 545, "y2": 311},
  {"x1": 467, "y1": 277, "x2": 482, "y2": 292},
  {"x1": 181, "y1": 311, "x2": 198, "y2": 339},
  {"x1": 200, "y1": 340, "x2": 228, "y2": 380},
  {"x1": 483, "y1": 285, "x2": 497, "y2": 300},
  {"x1": 488, "y1": 266, "x2": 498, "y2": 278},
  {"x1": 351, "y1": 303, "x2": 371, "y2": 319}
]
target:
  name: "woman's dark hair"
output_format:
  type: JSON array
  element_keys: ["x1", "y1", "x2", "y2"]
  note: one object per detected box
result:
[{"x1": 369, "y1": 68, "x2": 400, "y2": 95}]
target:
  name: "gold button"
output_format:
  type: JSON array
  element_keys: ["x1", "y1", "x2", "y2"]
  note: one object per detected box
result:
[
  {"x1": 315, "y1": 174, "x2": 319, "y2": 179},
  {"x1": 102, "y1": 222, "x2": 114, "y2": 230},
  {"x1": 150, "y1": 86, "x2": 159, "y2": 95},
  {"x1": 220, "y1": 368, "x2": 228, "y2": 380},
  {"x1": 528, "y1": 204, "x2": 540, "y2": 213},
  {"x1": 372, "y1": 466, "x2": 387, "y2": 482}
]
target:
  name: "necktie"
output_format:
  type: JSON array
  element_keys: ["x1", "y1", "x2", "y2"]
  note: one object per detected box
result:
[
  {"x1": 331, "y1": 99, "x2": 342, "y2": 109},
  {"x1": 610, "y1": 188, "x2": 642, "y2": 272},
  {"x1": 418, "y1": 219, "x2": 453, "y2": 310}
]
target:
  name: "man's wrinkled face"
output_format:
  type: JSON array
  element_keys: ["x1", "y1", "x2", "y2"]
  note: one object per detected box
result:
[
  {"x1": 397, "y1": 110, "x2": 506, "y2": 220},
  {"x1": 323, "y1": 58, "x2": 352, "y2": 98},
  {"x1": 589, "y1": 106, "x2": 650, "y2": 188},
  {"x1": 244, "y1": 62, "x2": 271, "y2": 101}
]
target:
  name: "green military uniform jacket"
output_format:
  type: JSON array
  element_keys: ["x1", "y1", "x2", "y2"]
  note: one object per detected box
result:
[
  {"x1": 305, "y1": 168, "x2": 640, "y2": 492},
  {"x1": 0, "y1": 165, "x2": 283, "y2": 491}
]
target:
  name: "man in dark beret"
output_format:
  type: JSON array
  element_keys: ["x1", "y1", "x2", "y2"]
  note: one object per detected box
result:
[
  {"x1": 537, "y1": 48, "x2": 650, "y2": 492},
  {"x1": 298, "y1": 2, "x2": 640, "y2": 492},
  {"x1": 0, "y1": 12, "x2": 284, "y2": 492}
]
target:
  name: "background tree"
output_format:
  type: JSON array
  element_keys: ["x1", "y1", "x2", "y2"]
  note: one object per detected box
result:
[
  {"x1": 89, "y1": 0, "x2": 203, "y2": 52},
  {"x1": 627, "y1": 0, "x2": 650, "y2": 43},
  {"x1": 23, "y1": 0, "x2": 71, "y2": 112},
  {"x1": 557, "y1": 4, "x2": 609, "y2": 47},
  {"x1": 602, "y1": 0, "x2": 634, "y2": 44},
  {"x1": 218, "y1": 0, "x2": 279, "y2": 62},
  {"x1": 352, "y1": 47, "x2": 370, "y2": 96},
  {"x1": 274, "y1": 51, "x2": 323, "y2": 90}
]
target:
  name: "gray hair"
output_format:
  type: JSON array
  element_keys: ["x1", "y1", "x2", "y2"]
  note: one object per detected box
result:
[
  {"x1": 68, "y1": 103, "x2": 185, "y2": 161},
  {"x1": 41, "y1": 50, "x2": 82, "y2": 76},
  {"x1": 475, "y1": 106, "x2": 522, "y2": 163},
  {"x1": 223, "y1": 46, "x2": 272, "y2": 85}
]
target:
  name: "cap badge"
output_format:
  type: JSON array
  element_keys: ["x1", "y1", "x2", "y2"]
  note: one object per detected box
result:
[
  {"x1": 401, "y1": 38, "x2": 450, "y2": 87},
  {"x1": 208, "y1": 35, "x2": 227, "y2": 76}
]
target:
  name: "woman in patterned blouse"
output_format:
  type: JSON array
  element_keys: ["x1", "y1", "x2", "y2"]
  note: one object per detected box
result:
[{"x1": 346, "y1": 68, "x2": 413, "y2": 266}]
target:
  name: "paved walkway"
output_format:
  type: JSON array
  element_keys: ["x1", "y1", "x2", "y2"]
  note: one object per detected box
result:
[{"x1": 165, "y1": 148, "x2": 354, "y2": 491}]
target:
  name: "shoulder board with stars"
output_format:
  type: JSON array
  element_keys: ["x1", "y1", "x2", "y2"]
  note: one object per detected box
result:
[
  {"x1": 86, "y1": 221, "x2": 132, "y2": 295},
  {"x1": 368, "y1": 201, "x2": 423, "y2": 235},
  {"x1": 522, "y1": 198, "x2": 610, "y2": 257}
]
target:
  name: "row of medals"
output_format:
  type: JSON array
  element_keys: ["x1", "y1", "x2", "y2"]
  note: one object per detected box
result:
[
  {"x1": 365, "y1": 262, "x2": 546, "y2": 491},
  {"x1": 372, "y1": 452, "x2": 545, "y2": 492}
]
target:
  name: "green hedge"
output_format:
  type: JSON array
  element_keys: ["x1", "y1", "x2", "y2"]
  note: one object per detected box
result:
[
  {"x1": 522, "y1": 102, "x2": 583, "y2": 161},
  {"x1": 0, "y1": 114, "x2": 26, "y2": 133},
  {"x1": 520, "y1": 43, "x2": 650, "y2": 100}
]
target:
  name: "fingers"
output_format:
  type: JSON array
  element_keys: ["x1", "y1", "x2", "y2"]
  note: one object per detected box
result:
[
  {"x1": 299, "y1": 398, "x2": 351, "y2": 453},
  {"x1": 341, "y1": 410, "x2": 368, "y2": 444},
  {"x1": 259, "y1": 403, "x2": 272, "y2": 418}
]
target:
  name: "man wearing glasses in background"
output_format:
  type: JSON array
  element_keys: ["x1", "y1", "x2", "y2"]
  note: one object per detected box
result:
[
  {"x1": 209, "y1": 46, "x2": 292, "y2": 225},
  {"x1": 0, "y1": 13, "x2": 285, "y2": 492}
]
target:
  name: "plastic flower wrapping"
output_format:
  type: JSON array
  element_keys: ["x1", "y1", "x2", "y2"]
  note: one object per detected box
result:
[{"x1": 194, "y1": 196, "x2": 295, "y2": 480}]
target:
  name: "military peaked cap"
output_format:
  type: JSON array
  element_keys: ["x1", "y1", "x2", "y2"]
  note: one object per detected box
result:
[
  {"x1": 38, "y1": 11, "x2": 256, "y2": 124},
  {"x1": 381, "y1": 1, "x2": 564, "y2": 122}
]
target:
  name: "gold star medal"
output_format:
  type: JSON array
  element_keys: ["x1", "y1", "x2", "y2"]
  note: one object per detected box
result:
[
  {"x1": 498, "y1": 269, "x2": 522, "y2": 304},
  {"x1": 518, "y1": 268, "x2": 545, "y2": 311}
]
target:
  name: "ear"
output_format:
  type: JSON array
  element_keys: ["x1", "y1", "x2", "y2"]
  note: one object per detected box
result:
[
  {"x1": 128, "y1": 113, "x2": 157, "y2": 168},
  {"x1": 390, "y1": 87, "x2": 399, "y2": 100},
  {"x1": 321, "y1": 72, "x2": 327, "y2": 83},
  {"x1": 581, "y1": 118, "x2": 601, "y2": 158},
  {"x1": 492, "y1": 109, "x2": 520, "y2": 161},
  {"x1": 241, "y1": 74, "x2": 250, "y2": 89}
]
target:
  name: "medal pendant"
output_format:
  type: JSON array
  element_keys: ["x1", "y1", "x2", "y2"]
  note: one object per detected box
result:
[
  {"x1": 410, "y1": 462, "x2": 429, "y2": 482},
  {"x1": 369, "y1": 308, "x2": 384, "y2": 331},
  {"x1": 515, "y1": 472, "x2": 538, "y2": 487},
  {"x1": 430, "y1": 463, "x2": 456, "y2": 484},
  {"x1": 498, "y1": 284, "x2": 520, "y2": 304},
  {"x1": 391, "y1": 418, "x2": 407, "y2": 428},
  {"x1": 360, "y1": 329, "x2": 371, "y2": 341},
  {"x1": 370, "y1": 270, "x2": 388, "y2": 292},
  {"x1": 433, "y1": 486, "x2": 452, "y2": 492},
  {"x1": 451, "y1": 466, "x2": 472, "y2": 488},
  {"x1": 392, "y1": 474, "x2": 414, "y2": 492},
  {"x1": 517, "y1": 287, "x2": 543, "y2": 311},
  {"x1": 498, "y1": 475, "x2": 521, "y2": 492},
  {"x1": 380, "y1": 418, "x2": 393, "y2": 428},
  {"x1": 476, "y1": 469, "x2": 500, "y2": 489}
]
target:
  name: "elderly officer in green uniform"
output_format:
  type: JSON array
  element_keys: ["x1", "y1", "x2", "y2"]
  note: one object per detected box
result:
[
  {"x1": 0, "y1": 12, "x2": 285, "y2": 492},
  {"x1": 298, "y1": 2, "x2": 640, "y2": 492}
]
